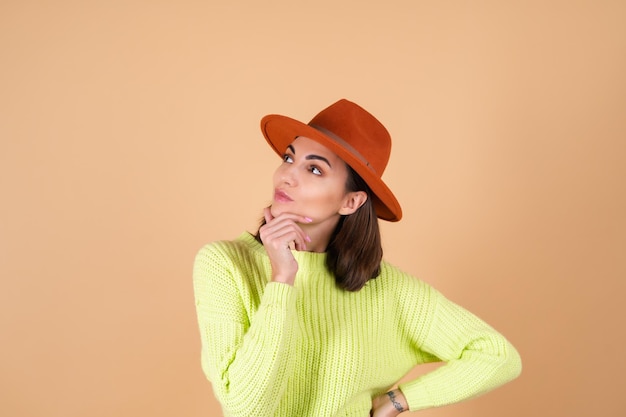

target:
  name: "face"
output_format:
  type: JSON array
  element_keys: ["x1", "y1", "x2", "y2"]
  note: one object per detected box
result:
[{"x1": 271, "y1": 137, "x2": 358, "y2": 229}]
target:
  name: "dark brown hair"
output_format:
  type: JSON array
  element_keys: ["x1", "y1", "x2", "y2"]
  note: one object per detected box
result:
[{"x1": 255, "y1": 165, "x2": 382, "y2": 291}]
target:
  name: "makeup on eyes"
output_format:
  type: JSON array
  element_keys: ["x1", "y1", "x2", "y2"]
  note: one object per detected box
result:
[{"x1": 287, "y1": 144, "x2": 332, "y2": 169}]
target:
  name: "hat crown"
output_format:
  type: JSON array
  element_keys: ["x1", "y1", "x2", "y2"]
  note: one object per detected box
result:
[{"x1": 308, "y1": 99, "x2": 391, "y2": 176}]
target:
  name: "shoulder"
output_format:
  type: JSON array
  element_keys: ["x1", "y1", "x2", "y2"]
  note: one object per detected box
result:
[
  {"x1": 193, "y1": 233, "x2": 267, "y2": 321},
  {"x1": 193, "y1": 232, "x2": 270, "y2": 293},
  {"x1": 378, "y1": 261, "x2": 435, "y2": 292},
  {"x1": 193, "y1": 232, "x2": 268, "y2": 282},
  {"x1": 195, "y1": 232, "x2": 264, "y2": 264},
  {"x1": 375, "y1": 260, "x2": 442, "y2": 309}
]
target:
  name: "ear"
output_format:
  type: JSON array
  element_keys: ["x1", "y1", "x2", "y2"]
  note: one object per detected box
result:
[{"x1": 338, "y1": 191, "x2": 368, "y2": 216}]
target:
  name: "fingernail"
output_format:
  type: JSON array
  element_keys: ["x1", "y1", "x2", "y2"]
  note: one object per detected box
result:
[
  {"x1": 306, "y1": 235, "x2": 312, "y2": 242},
  {"x1": 304, "y1": 217, "x2": 313, "y2": 222}
]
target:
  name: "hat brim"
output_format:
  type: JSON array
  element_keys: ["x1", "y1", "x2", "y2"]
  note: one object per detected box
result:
[{"x1": 261, "y1": 114, "x2": 402, "y2": 222}]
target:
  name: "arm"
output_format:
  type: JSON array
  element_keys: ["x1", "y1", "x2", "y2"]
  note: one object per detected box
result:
[
  {"x1": 371, "y1": 389, "x2": 409, "y2": 417},
  {"x1": 192, "y1": 243, "x2": 298, "y2": 417},
  {"x1": 399, "y1": 288, "x2": 522, "y2": 411}
]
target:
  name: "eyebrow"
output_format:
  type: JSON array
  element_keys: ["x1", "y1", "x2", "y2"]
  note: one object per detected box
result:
[{"x1": 287, "y1": 144, "x2": 332, "y2": 168}]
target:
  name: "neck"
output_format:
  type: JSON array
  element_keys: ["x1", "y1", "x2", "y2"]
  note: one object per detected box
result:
[{"x1": 300, "y1": 216, "x2": 341, "y2": 253}]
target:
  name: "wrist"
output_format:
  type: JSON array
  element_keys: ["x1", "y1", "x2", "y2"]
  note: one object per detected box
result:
[
  {"x1": 386, "y1": 389, "x2": 407, "y2": 414},
  {"x1": 271, "y1": 273, "x2": 295, "y2": 285}
]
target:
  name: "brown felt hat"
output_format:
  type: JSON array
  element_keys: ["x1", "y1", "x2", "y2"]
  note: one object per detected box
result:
[{"x1": 260, "y1": 99, "x2": 402, "y2": 222}]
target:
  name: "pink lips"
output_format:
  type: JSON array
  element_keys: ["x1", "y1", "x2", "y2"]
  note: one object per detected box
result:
[{"x1": 274, "y1": 189, "x2": 293, "y2": 203}]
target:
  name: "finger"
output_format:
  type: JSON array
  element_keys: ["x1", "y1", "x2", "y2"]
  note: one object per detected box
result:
[
  {"x1": 262, "y1": 215, "x2": 310, "y2": 244},
  {"x1": 294, "y1": 239, "x2": 307, "y2": 251},
  {"x1": 267, "y1": 227, "x2": 308, "y2": 252},
  {"x1": 274, "y1": 215, "x2": 312, "y2": 245},
  {"x1": 267, "y1": 211, "x2": 313, "y2": 226},
  {"x1": 263, "y1": 206, "x2": 274, "y2": 224}
]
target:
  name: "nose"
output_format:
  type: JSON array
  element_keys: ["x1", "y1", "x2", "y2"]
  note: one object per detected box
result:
[{"x1": 276, "y1": 162, "x2": 298, "y2": 187}]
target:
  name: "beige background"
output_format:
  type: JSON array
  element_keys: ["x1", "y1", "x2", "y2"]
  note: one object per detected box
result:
[{"x1": 1, "y1": 1, "x2": 625, "y2": 416}]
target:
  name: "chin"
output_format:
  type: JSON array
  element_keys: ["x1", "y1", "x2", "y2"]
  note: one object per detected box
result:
[
  {"x1": 270, "y1": 204, "x2": 287, "y2": 218},
  {"x1": 270, "y1": 204, "x2": 303, "y2": 219}
]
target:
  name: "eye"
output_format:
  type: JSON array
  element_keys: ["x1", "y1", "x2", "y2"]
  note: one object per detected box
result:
[
  {"x1": 282, "y1": 154, "x2": 293, "y2": 163},
  {"x1": 310, "y1": 165, "x2": 322, "y2": 176}
]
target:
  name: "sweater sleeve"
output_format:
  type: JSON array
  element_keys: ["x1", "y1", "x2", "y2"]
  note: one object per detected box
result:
[
  {"x1": 192, "y1": 243, "x2": 298, "y2": 417},
  {"x1": 398, "y1": 285, "x2": 522, "y2": 411}
]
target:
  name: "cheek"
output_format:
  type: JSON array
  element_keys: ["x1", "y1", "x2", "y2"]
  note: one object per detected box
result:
[
  {"x1": 272, "y1": 165, "x2": 288, "y2": 188},
  {"x1": 272, "y1": 165, "x2": 281, "y2": 183},
  {"x1": 308, "y1": 185, "x2": 348, "y2": 211}
]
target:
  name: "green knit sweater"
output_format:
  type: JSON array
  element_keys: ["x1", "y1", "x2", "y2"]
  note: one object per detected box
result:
[{"x1": 193, "y1": 232, "x2": 521, "y2": 417}]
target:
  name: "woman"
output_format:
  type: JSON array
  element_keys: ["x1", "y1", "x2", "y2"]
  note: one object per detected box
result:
[{"x1": 193, "y1": 99, "x2": 522, "y2": 417}]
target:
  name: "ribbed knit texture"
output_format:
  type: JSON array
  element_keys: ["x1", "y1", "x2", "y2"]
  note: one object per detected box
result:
[{"x1": 193, "y1": 232, "x2": 521, "y2": 417}]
